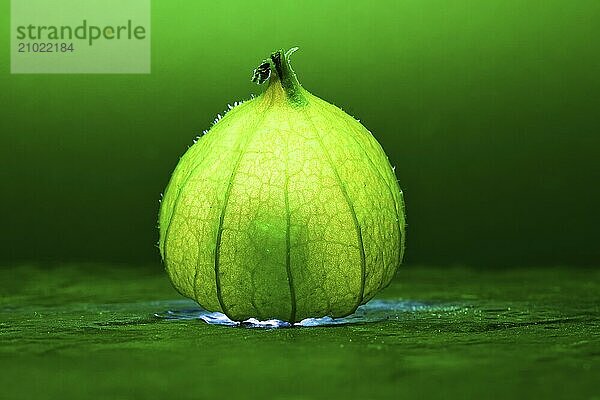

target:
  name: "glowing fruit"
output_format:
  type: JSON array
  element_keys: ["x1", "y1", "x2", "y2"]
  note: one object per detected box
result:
[{"x1": 159, "y1": 48, "x2": 405, "y2": 322}]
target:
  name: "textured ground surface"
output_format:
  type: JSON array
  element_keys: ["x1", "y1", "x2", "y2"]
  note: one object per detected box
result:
[{"x1": 1, "y1": 264, "x2": 598, "y2": 399}]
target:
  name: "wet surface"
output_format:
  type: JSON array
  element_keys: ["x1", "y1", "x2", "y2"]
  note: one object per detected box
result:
[
  {"x1": 0, "y1": 264, "x2": 598, "y2": 399},
  {"x1": 154, "y1": 299, "x2": 461, "y2": 328}
]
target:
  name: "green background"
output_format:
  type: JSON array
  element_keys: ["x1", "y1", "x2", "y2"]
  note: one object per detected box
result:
[
  {"x1": 1, "y1": 0, "x2": 599, "y2": 267},
  {"x1": 1, "y1": 2, "x2": 599, "y2": 399}
]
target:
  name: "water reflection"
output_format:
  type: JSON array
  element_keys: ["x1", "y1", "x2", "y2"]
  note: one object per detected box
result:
[{"x1": 155, "y1": 299, "x2": 459, "y2": 328}]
